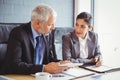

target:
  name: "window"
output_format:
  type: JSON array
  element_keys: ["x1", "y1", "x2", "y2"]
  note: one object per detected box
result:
[{"x1": 74, "y1": 0, "x2": 92, "y2": 25}]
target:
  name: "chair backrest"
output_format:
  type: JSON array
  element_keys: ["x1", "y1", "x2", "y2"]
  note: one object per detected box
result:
[
  {"x1": 0, "y1": 23, "x2": 22, "y2": 69},
  {"x1": 53, "y1": 27, "x2": 73, "y2": 60}
]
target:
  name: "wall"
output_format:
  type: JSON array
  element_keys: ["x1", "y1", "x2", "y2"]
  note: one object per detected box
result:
[
  {"x1": 74, "y1": 0, "x2": 91, "y2": 24},
  {"x1": 0, "y1": 0, "x2": 74, "y2": 27},
  {"x1": 94, "y1": 0, "x2": 120, "y2": 68}
]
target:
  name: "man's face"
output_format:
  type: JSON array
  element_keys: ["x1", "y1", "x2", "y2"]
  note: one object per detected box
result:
[
  {"x1": 41, "y1": 15, "x2": 56, "y2": 35},
  {"x1": 74, "y1": 19, "x2": 89, "y2": 38},
  {"x1": 34, "y1": 15, "x2": 56, "y2": 35}
]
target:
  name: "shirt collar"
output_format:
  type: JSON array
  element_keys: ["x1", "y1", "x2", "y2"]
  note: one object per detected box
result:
[
  {"x1": 79, "y1": 32, "x2": 88, "y2": 41},
  {"x1": 31, "y1": 25, "x2": 41, "y2": 39}
]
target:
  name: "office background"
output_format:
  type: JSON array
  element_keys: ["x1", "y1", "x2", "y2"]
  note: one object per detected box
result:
[
  {"x1": 0, "y1": 0, "x2": 120, "y2": 67},
  {"x1": 0, "y1": 0, "x2": 74, "y2": 27}
]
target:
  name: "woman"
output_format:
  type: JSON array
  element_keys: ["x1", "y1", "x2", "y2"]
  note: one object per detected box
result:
[{"x1": 62, "y1": 12, "x2": 102, "y2": 67}]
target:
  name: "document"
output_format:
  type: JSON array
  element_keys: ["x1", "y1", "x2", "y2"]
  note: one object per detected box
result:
[
  {"x1": 62, "y1": 68, "x2": 94, "y2": 78},
  {"x1": 52, "y1": 73, "x2": 74, "y2": 80},
  {"x1": 32, "y1": 67, "x2": 94, "y2": 80},
  {"x1": 59, "y1": 63, "x2": 83, "y2": 67}
]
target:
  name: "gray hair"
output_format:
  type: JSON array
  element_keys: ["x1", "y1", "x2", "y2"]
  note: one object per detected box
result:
[{"x1": 31, "y1": 4, "x2": 57, "y2": 22}]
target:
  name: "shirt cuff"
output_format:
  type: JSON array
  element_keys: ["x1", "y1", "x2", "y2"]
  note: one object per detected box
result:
[{"x1": 42, "y1": 65, "x2": 45, "y2": 72}]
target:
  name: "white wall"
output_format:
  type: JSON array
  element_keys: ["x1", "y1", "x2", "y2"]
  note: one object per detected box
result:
[
  {"x1": 94, "y1": 0, "x2": 120, "y2": 68},
  {"x1": 75, "y1": 0, "x2": 120, "y2": 68}
]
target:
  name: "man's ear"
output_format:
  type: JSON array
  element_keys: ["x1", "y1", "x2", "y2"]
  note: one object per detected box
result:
[{"x1": 33, "y1": 20, "x2": 41, "y2": 27}]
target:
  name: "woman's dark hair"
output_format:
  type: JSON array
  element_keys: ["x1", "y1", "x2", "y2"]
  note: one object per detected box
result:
[{"x1": 76, "y1": 12, "x2": 92, "y2": 27}]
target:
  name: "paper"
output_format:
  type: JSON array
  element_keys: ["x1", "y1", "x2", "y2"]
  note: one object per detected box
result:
[
  {"x1": 52, "y1": 73, "x2": 74, "y2": 80},
  {"x1": 62, "y1": 68, "x2": 94, "y2": 77},
  {"x1": 31, "y1": 73, "x2": 74, "y2": 80},
  {"x1": 59, "y1": 63, "x2": 83, "y2": 67}
]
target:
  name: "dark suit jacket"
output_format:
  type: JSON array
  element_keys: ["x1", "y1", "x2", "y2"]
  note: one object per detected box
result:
[
  {"x1": 4, "y1": 22, "x2": 59, "y2": 74},
  {"x1": 62, "y1": 31, "x2": 102, "y2": 64}
]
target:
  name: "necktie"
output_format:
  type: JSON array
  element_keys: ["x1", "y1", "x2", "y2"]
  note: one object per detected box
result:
[
  {"x1": 35, "y1": 35, "x2": 45, "y2": 64},
  {"x1": 45, "y1": 35, "x2": 49, "y2": 44}
]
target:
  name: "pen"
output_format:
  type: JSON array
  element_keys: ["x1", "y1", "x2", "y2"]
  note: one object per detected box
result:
[{"x1": 52, "y1": 74, "x2": 64, "y2": 77}]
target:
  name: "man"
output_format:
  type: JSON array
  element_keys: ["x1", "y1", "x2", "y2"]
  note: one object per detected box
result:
[{"x1": 4, "y1": 4, "x2": 69, "y2": 74}]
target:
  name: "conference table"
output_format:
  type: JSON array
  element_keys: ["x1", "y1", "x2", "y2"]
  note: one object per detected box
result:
[
  {"x1": 4, "y1": 70, "x2": 120, "y2": 80},
  {"x1": 4, "y1": 74, "x2": 35, "y2": 80},
  {"x1": 72, "y1": 71, "x2": 120, "y2": 80}
]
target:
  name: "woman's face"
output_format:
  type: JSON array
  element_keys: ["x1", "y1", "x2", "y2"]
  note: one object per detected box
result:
[{"x1": 74, "y1": 19, "x2": 89, "y2": 39}]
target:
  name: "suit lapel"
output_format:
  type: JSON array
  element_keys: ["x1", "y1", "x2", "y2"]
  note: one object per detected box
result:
[
  {"x1": 87, "y1": 33, "x2": 94, "y2": 58},
  {"x1": 26, "y1": 22, "x2": 35, "y2": 48},
  {"x1": 42, "y1": 34, "x2": 49, "y2": 63},
  {"x1": 71, "y1": 32, "x2": 80, "y2": 57}
]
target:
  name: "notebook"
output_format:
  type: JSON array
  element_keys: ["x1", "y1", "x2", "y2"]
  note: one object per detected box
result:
[{"x1": 80, "y1": 64, "x2": 120, "y2": 73}]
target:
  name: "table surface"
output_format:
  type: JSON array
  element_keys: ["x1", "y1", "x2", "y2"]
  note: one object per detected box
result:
[
  {"x1": 4, "y1": 70, "x2": 120, "y2": 80},
  {"x1": 5, "y1": 74, "x2": 35, "y2": 80},
  {"x1": 71, "y1": 71, "x2": 120, "y2": 80}
]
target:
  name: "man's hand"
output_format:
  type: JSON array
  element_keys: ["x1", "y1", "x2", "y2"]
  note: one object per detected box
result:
[{"x1": 44, "y1": 62, "x2": 69, "y2": 74}]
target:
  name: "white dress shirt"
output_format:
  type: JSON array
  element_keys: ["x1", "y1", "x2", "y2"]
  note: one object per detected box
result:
[{"x1": 79, "y1": 33, "x2": 88, "y2": 59}]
